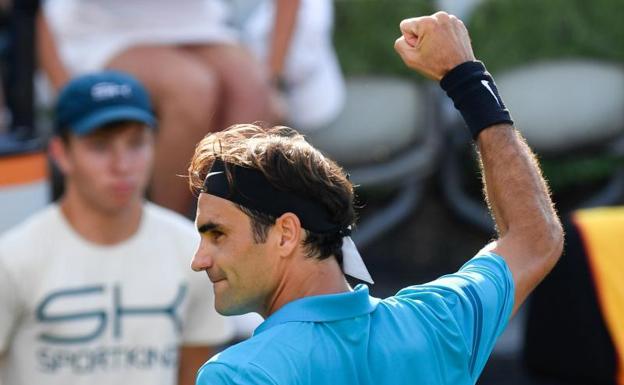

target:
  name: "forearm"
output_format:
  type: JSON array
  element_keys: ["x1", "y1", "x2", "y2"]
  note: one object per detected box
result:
[
  {"x1": 268, "y1": 0, "x2": 301, "y2": 81},
  {"x1": 477, "y1": 123, "x2": 563, "y2": 314},
  {"x1": 477, "y1": 124, "x2": 561, "y2": 252},
  {"x1": 435, "y1": 58, "x2": 561, "y2": 261}
]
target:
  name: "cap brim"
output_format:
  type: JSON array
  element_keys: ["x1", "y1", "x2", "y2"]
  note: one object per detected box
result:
[{"x1": 71, "y1": 106, "x2": 157, "y2": 135}]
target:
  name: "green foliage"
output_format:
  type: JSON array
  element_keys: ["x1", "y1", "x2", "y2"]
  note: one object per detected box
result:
[
  {"x1": 541, "y1": 156, "x2": 624, "y2": 191},
  {"x1": 333, "y1": 0, "x2": 434, "y2": 77},
  {"x1": 333, "y1": 0, "x2": 624, "y2": 188},
  {"x1": 334, "y1": 0, "x2": 624, "y2": 74},
  {"x1": 469, "y1": 0, "x2": 624, "y2": 72}
]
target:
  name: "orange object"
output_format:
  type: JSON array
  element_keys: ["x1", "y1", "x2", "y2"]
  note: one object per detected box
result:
[
  {"x1": 0, "y1": 152, "x2": 48, "y2": 186},
  {"x1": 574, "y1": 207, "x2": 624, "y2": 385}
]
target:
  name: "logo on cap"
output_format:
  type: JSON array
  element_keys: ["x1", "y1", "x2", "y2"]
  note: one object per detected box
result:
[{"x1": 91, "y1": 82, "x2": 133, "y2": 101}]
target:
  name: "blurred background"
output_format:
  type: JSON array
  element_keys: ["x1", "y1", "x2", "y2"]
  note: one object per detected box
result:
[{"x1": 1, "y1": 0, "x2": 623, "y2": 384}]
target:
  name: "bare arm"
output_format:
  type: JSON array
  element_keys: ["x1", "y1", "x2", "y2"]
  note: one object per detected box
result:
[
  {"x1": 395, "y1": 12, "x2": 563, "y2": 315},
  {"x1": 268, "y1": 0, "x2": 301, "y2": 82},
  {"x1": 36, "y1": 10, "x2": 70, "y2": 91},
  {"x1": 476, "y1": 126, "x2": 562, "y2": 314},
  {"x1": 177, "y1": 345, "x2": 217, "y2": 385}
]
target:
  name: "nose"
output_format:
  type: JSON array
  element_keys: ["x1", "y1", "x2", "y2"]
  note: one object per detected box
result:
[
  {"x1": 191, "y1": 241, "x2": 213, "y2": 272},
  {"x1": 111, "y1": 146, "x2": 133, "y2": 174}
]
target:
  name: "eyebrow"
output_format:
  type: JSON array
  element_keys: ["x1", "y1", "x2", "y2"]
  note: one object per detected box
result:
[{"x1": 197, "y1": 221, "x2": 224, "y2": 234}]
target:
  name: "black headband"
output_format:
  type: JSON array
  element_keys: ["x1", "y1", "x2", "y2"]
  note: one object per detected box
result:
[{"x1": 202, "y1": 159, "x2": 342, "y2": 234}]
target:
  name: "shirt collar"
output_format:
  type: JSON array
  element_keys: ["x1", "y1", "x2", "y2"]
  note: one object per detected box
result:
[{"x1": 254, "y1": 284, "x2": 379, "y2": 336}]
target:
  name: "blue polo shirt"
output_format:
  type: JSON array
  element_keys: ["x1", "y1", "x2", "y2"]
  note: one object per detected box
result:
[{"x1": 197, "y1": 253, "x2": 514, "y2": 385}]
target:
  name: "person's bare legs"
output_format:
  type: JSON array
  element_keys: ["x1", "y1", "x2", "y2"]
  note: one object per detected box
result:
[
  {"x1": 106, "y1": 45, "x2": 220, "y2": 214},
  {"x1": 186, "y1": 44, "x2": 277, "y2": 127}
]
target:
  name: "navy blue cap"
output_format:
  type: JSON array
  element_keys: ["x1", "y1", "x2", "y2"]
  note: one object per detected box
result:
[{"x1": 54, "y1": 71, "x2": 156, "y2": 136}]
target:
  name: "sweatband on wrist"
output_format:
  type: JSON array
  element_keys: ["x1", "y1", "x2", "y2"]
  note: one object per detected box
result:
[{"x1": 440, "y1": 61, "x2": 513, "y2": 139}]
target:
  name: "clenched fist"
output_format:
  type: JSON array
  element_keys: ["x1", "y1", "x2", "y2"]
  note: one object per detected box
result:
[{"x1": 394, "y1": 11, "x2": 476, "y2": 81}]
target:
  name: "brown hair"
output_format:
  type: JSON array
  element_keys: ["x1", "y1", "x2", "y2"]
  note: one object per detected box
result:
[{"x1": 188, "y1": 124, "x2": 356, "y2": 262}]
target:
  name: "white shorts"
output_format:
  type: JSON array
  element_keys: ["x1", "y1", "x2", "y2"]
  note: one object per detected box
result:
[{"x1": 44, "y1": 0, "x2": 238, "y2": 75}]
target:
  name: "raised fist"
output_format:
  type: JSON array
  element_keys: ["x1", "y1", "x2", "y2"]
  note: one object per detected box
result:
[{"x1": 394, "y1": 11, "x2": 476, "y2": 81}]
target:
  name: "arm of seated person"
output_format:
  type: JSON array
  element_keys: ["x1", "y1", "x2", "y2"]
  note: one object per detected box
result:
[
  {"x1": 178, "y1": 345, "x2": 218, "y2": 385},
  {"x1": 268, "y1": 0, "x2": 301, "y2": 82}
]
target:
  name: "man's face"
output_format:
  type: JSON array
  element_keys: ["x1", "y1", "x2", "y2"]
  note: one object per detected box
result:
[
  {"x1": 57, "y1": 122, "x2": 154, "y2": 214},
  {"x1": 192, "y1": 193, "x2": 281, "y2": 316}
]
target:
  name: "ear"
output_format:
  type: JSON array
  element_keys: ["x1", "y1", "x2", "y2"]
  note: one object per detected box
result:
[
  {"x1": 48, "y1": 136, "x2": 72, "y2": 175},
  {"x1": 273, "y1": 212, "x2": 303, "y2": 258}
]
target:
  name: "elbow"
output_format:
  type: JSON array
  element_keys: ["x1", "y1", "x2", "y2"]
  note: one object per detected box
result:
[
  {"x1": 509, "y1": 217, "x2": 564, "y2": 268},
  {"x1": 535, "y1": 218, "x2": 564, "y2": 271},
  {"x1": 546, "y1": 220, "x2": 564, "y2": 266}
]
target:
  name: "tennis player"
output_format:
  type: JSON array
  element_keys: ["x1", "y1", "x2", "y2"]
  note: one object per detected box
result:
[{"x1": 189, "y1": 11, "x2": 563, "y2": 385}]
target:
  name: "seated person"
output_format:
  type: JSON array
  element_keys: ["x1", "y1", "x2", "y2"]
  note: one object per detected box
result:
[{"x1": 37, "y1": 0, "x2": 298, "y2": 214}]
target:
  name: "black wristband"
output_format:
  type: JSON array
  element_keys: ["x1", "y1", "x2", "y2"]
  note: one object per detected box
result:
[{"x1": 440, "y1": 61, "x2": 513, "y2": 139}]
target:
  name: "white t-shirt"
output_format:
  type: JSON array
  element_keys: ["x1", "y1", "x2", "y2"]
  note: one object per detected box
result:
[
  {"x1": 0, "y1": 203, "x2": 234, "y2": 385},
  {"x1": 43, "y1": 0, "x2": 238, "y2": 74}
]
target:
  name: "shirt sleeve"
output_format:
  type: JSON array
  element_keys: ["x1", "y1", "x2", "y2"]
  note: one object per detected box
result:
[
  {"x1": 395, "y1": 252, "x2": 515, "y2": 381},
  {"x1": 196, "y1": 361, "x2": 278, "y2": 385},
  {"x1": 181, "y1": 267, "x2": 235, "y2": 346},
  {"x1": 0, "y1": 256, "x2": 20, "y2": 354}
]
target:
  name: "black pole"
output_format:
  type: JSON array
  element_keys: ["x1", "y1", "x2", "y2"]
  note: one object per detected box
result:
[{"x1": 7, "y1": 0, "x2": 39, "y2": 139}]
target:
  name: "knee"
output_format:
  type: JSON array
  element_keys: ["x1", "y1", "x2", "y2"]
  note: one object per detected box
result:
[
  {"x1": 222, "y1": 64, "x2": 278, "y2": 121},
  {"x1": 225, "y1": 65, "x2": 270, "y2": 100},
  {"x1": 158, "y1": 69, "x2": 220, "y2": 126}
]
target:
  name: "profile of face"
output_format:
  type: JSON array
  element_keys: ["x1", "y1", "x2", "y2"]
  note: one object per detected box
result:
[
  {"x1": 51, "y1": 122, "x2": 155, "y2": 214},
  {"x1": 191, "y1": 193, "x2": 286, "y2": 316}
]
